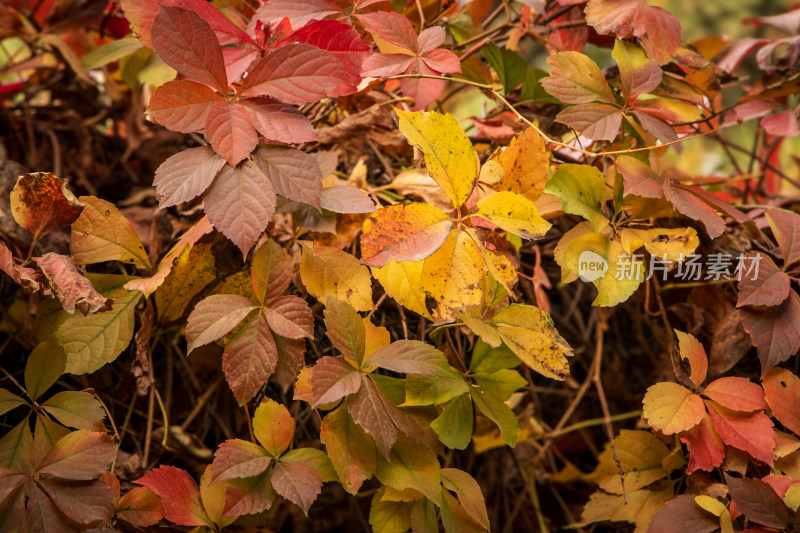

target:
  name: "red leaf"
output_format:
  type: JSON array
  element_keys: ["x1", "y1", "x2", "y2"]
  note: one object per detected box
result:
[
  {"x1": 204, "y1": 101, "x2": 258, "y2": 167},
  {"x1": 421, "y1": 48, "x2": 462, "y2": 73},
  {"x1": 185, "y1": 294, "x2": 258, "y2": 353},
  {"x1": 151, "y1": 6, "x2": 227, "y2": 91},
  {"x1": 725, "y1": 474, "x2": 789, "y2": 529},
  {"x1": 116, "y1": 486, "x2": 164, "y2": 527},
  {"x1": 616, "y1": 155, "x2": 664, "y2": 198},
  {"x1": 648, "y1": 494, "x2": 720, "y2": 533},
  {"x1": 10, "y1": 172, "x2": 84, "y2": 238},
  {"x1": 703, "y1": 377, "x2": 767, "y2": 412},
  {"x1": 320, "y1": 186, "x2": 376, "y2": 214},
  {"x1": 398, "y1": 61, "x2": 447, "y2": 110},
  {"x1": 252, "y1": 146, "x2": 323, "y2": 208},
  {"x1": 311, "y1": 356, "x2": 362, "y2": 407},
  {"x1": 239, "y1": 98, "x2": 317, "y2": 144},
  {"x1": 555, "y1": 103, "x2": 623, "y2": 141},
  {"x1": 741, "y1": 291, "x2": 800, "y2": 374},
  {"x1": 34, "y1": 253, "x2": 112, "y2": 315},
  {"x1": 253, "y1": 0, "x2": 339, "y2": 30},
  {"x1": 263, "y1": 295, "x2": 314, "y2": 339},
  {"x1": 39, "y1": 478, "x2": 115, "y2": 525},
  {"x1": 585, "y1": 0, "x2": 682, "y2": 65},
  {"x1": 222, "y1": 473, "x2": 275, "y2": 516},
  {"x1": 204, "y1": 160, "x2": 277, "y2": 256},
  {"x1": 368, "y1": 340, "x2": 449, "y2": 376},
  {"x1": 276, "y1": 20, "x2": 370, "y2": 93},
  {"x1": 737, "y1": 252, "x2": 791, "y2": 307},
  {"x1": 270, "y1": 461, "x2": 322, "y2": 515},
  {"x1": 761, "y1": 110, "x2": 800, "y2": 137},
  {"x1": 762, "y1": 367, "x2": 800, "y2": 436},
  {"x1": 36, "y1": 430, "x2": 115, "y2": 480},
  {"x1": 211, "y1": 439, "x2": 272, "y2": 483},
  {"x1": 148, "y1": 80, "x2": 222, "y2": 133},
  {"x1": 632, "y1": 109, "x2": 678, "y2": 143},
  {"x1": 176, "y1": 0, "x2": 255, "y2": 46},
  {"x1": 706, "y1": 401, "x2": 775, "y2": 464},
  {"x1": 240, "y1": 44, "x2": 350, "y2": 104},
  {"x1": 358, "y1": 11, "x2": 418, "y2": 52},
  {"x1": 765, "y1": 208, "x2": 800, "y2": 266},
  {"x1": 222, "y1": 314, "x2": 279, "y2": 404},
  {"x1": 153, "y1": 146, "x2": 225, "y2": 209},
  {"x1": 681, "y1": 414, "x2": 725, "y2": 473},
  {"x1": 251, "y1": 239, "x2": 293, "y2": 304},
  {"x1": 361, "y1": 54, "x2": 415, "y2": 77},
  {"x1": 135, "y1": 465, "x2": 211, "y2": 527},
  {"x1": 347, "y1": 376, "x2": 397, "y2": 457},
  {"x1": 663, "y1": 181, "x2": 726, "y2": 238}
]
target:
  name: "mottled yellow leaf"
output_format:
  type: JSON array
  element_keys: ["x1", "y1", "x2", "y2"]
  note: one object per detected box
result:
[
  {"x1": 299, "y1": 242, "x2": 373, "y2": 311},
  {"x1": 396, "y1": 109, "x2": 477, "y2": 209},
  {"x1": 71, "y1": 196, "x2": 150, "y2": 269},
  {"x1": 490, "y1": 304, "x2": 573, "y2": 380},
  {"x1": 579, "y1": 486, "x2": 673, "y2": 533},
  {"x1": 593, "y1": 430, "x2": 671, "y2": 495},
  {"x1": 371, "y1": 260, "x2": 432, "y2": 320},
  {"x1": 486, "y1": 128, "x2": 549, "y2": 201},
  {"x1": 421, "y1": 230, "x2": 484, "y2": 324},
  {"x1": 475, "y1": 191, "x2": 552, "y2": 240},
  {"x1": 620, "y1": 227, "x2": 699, "y2": 261},
  {"x1": 562, "y1": 232, "x2": 644, "y2": 306}
]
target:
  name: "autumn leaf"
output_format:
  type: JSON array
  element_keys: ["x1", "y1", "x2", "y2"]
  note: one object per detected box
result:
[
  {"x1": 204, "y1": 102, "x2": 258, "y2": 167},
  {"x1": 765, "y1": 208, "x2": 800, "y2": 266},
  {"x1": 10, "y1": 172, "x2": 84, "y2": 238},
  {"x1": 152, "y1": 147, "x2": 225, "y2": 209},
  {"x1": 374, "y1": 434, "x2": 442, "y2": 505},
  {"x1": 706, "y1": 400, "x2": 775, "y2": 464},
  {"x1": 441, "y1": 469, "x2": 490, "y2": 530},
  {"x1": 371, "y1": 260, "x2": 431, "y2": 320},
  {"x1": 474, "y1": 191, "x2": 552, "y2": 240},
  {"x1": 675, "y1": 330, "x2": 708, "y2": 390},
  {"x1": 395, "y1": 109, "x2": 477, "y2": 209},
  {"x1": 737, "y1": 252, "x2": 791, "y2": 307},
  {"x1": 592, "y1": 430, "x2": 673, "y2": 494},
  {"x1": 147, "y1": 79, "x2": 222, "y2": 133},
  {"x1": 311, "y1": 356, "x2": 361, "y2": 407},
  {"x1": 320, "y1": 405, "x2": 377, "y2": 494},
  {"x1": 612, "y1": 39, "x2": 662, "y2": 103},
  {"x1": 222, "y1": 314, "x2": 278, "y2": 405},
  {"x1": 34, "y1": 253, "x2": 112, "y2": 315},
  {"x1": 681, "y1": 414, "x2": 725, "y2": 473},
  {"x1": 299, "y1": 242, "x2": 373, "y2": 311},
  {"x1": 702, "y1": 376, "x2": 767, "y2": 412},
  {"x1": 361, "y1": 203, "x2": 453, "y2": 267},
  {"x1": 252, "y1": 399, "x2": 295, "y2": 458},
  {"x1": 185, "y1": 294, "x2": 258, "y2": 353},
  {"x1": 542, "y1": 52, "x2": 616, "y2": 105},
  {"x1": 642, "y1": 382, "x2": 705, "y2": 434},
  {"x1": 70, "y1": 196, "x2": 150, "y2": 269},
  {"x1": 484, "y1": 127, "x2": 549, "y2": 201},
  {"x1": 544, "y1": 164, "x2": 608, "y2": 231},
  {"x1": 271, "y1": 461, "x2": 322, "y2": 515},
  {"x1": 762, "y1": 367, "x2": 800, "y2": 436},
  {"x1": 136, "y1": 465, "x2": 212, "y2": 527},
  {"x1": 741, "y1": 290, "x2": 800, "y2": 374},
  {"x1": 725, "y1": 474, "x2": 789, "y2": 529},
  {"x1": 647, "y1": 494, "x2": 719, "y2": 533},
  {"x1": 253, "y1": 146, "x2": 324, "y2": 209}
]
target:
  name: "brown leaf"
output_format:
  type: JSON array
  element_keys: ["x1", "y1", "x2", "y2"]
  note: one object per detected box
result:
[
  {"x1": 10, "y1": 172, "x2": 84, "y2": 238},
  {"x1": 34, "y1": 253, "x2": 112, "y2": 315}
]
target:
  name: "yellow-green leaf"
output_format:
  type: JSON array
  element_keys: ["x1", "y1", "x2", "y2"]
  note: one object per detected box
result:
[
  {"x1": 545, "y1": 164, "x2": 609, "y2": 231},
  {"x1": 70, "y1": 196, "x2": 150, "y2": 269},
  {"x1": 154, "y1": 242, "x2": 216, "y2": 322},
  {"x1": 396, "y1": 109, "x2": 477, "y2": 209}
]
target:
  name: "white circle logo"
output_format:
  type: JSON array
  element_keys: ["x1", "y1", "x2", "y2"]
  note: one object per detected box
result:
[{"x1": 577, "y1": 250, "x2": 608, "y2": 282}]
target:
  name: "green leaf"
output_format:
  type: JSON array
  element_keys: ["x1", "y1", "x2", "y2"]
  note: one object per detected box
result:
[
  {"x1": 24, "y1": 336, "x2": 66, "y2": 401},
  {"x1": 544, "y1": 164, "x2": 609, "y2": 231},
  {"x1": 0, "y1": 421, "x2": 34, "y2": 473},
  {"x1": 82, "y1": 36, "x2": 143, "y2": 69},
  {"x1": 40, "y1": 391, "x2": 106, "y2": 431},
  {"x1": 520, "y1": 67, "x2": 557, "y2": 103},
  {"x1": 374, "y1": 435, "x2": 442, "y2": 505},
  {"x1": 482, "y1": 43, "x2": 527, "y2": 94},
  {"x1": 281, "y1": 448, "x2": 338, "y2": 483},
  {"x1": 55, "y1": 274, "x2": 142, "y2": 375},
  {"x1": 430, "y1": 393, "x2": 473, "y2": 450},
  {"x1": 469, "y1": 340, "x2": 520, "y2": 373},
  {"x1": 472, "y1": 369, "x2": 527, "y2": 402},
  {"x1": 0, "y1": 389, "x2": 27, "y2": 417},
  {"x1": 470, "y1": 384, "x2": 517, "y2": 447},
  {"x1": 403, "y1": 368, "x2": 469, "y2": 407}
]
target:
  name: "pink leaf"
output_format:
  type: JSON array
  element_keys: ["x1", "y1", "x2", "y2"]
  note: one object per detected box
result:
[
  {"x1": 702, "y1": 376, "x2": 767, "y2": 412},
  {"x1": 263, "y1": 295, "x2": 314, "y2": 339},
  {"x1": 239, "y1": 98, "x2": 316, "y2": 144},
  {"x1": 204, "y1": 160, "x2": 277, "y2": 256},
  {"x1": 252, "y1": 0, "x2": 339, "y2": 30},
  {"x1": 270, "y1": 461, "x2": 322, "y2": 515},
  {"x1": 135, "y1": 466, "x2": 211, "y2": 527},
  {"x1": 36, "y1": 430, "x2": 116, "y2": 480},
  {"x1": 421, "y1": 48, "x2": 462, "y2": 74},
  {"x1": 725, "y1": 474, "x2": 789, "y2": 529},
  {"x1": 240, "y1": 44, "x2": 350, "y2": 104},
  {"x1": 151, "y1": 6, "x2": 227, "y2": 91},
  {"x1": 311, "y1": 356, "x2": 362, "y2": 407},
  {"x1": 252, "y1": 146, "x2": 323, "y2": 209},
  {"x1": 211, "y1": 439, "x2": 272, "y2": 483},
  {"x1": 185, "y1": 294, "x2": 258, "y2": 353},
  {"x1": 347, "y1": 376, "x2": 397, "y2": 457},
  {"x1": 737, "y1": 252, "x2": 791, "y2": 307},
  {"x1": 153, "y1": 146, "x2": 225, "y2": 209},
  {"x1": 34, "y1": 253, "x2": 112, "y2": 315},
  {"x1": 358, "y1": 11, "x2": 418, "y2": 52},
  {"x1": 320, "y1": 186, "x2": 376, "y2": 214},
  {"x1": 204, "y1": 101, "x2": 258, "y2": 167},
  {"x1": 555, "y1": 103, "x2": 623, "y2": 141},
  {"x1": 663, "y1": 181, "x2": 726, "y2": 238},
  {"x1": 765, "y1": 208, "x2": 800, "y2": 266},
  {"x1": 632, "y1": 109, "x2": 678, "y2": 143},
  {"x1": 368, "y1": 340, "x2": 449, "y2": 376},
  {"x1": 361, "y1": 54, "x2": 415, "y2": 77},
  {"x1": 761, "y1": 110, "x2": 800, "y2": 137},
  {"x1": 147, "y1": 80, "x2": 222, "y2": 133}
]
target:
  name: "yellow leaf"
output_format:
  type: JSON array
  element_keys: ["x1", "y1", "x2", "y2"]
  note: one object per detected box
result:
[
  {"x1": 475, "y1": 191, "x2": 552, "y2": 240},
  {"x1": 200, "y1": 465, "x2": 236, "y2": 529},
  {"x1": 465, "y1": 229, "x2": 517, "y2": 293},
  {"x1": 562, "y1": 232, "x2": 644, "y2": 306},
  {"x1": 554, "y1": 221, "x2": 594, "y2": 284},
  {"x1": 544, "y1": 164, "x2": 609, "y2": 231},
  {"x1": 361, "y1": 203, "x2": 452, "y2": 267},
  {"x1": 694, "y1": 495, "x2": 726, "y2": 517},
  {"x1": 642, "y1": 382, "x2": 706, "y2": 435},
  {"x1": 421, "y1": 229, "x2": 484, "y2": 324},
  {"x1": 490, "y1": 304, "x2": 573, "y2": 380},
  {"x1": 371, "y1": 260, "x2": 432, "y2": 320},
  {"x1": 396, "y1": 109, "x2": 477, "y2": 209},
  {"x1": 593, "y1": 430, "x2": 671, "y2": 495},
  {"x1": 486, "y1": 127, "x2": 550, "y2": 200},
  {"x1": 299, "y1": 243, "x2": 373, "y2": 311},
  {"x1": 154, "y1": 242, "x2": 217, "y2": 322},
  {"x1": 620, "y1": 227, "x2": 699, "y2": 261},
  {"x1": 579, "y1": 486, "x2": 673, "y2": 533}
]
